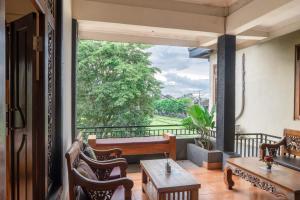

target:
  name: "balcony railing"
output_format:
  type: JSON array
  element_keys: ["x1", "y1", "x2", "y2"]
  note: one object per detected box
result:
[
  {"x1": 234, "y1": 133, "x2": 281, "y2": 157},
  {"x1": 77, "y1": 125, "x2": 282, "y2": 158},
  {"x1": 77, "y1": 124, "x2": 213, "y2": 140}
]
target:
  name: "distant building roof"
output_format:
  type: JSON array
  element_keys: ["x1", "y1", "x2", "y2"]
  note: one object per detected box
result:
[{"x1": 188, "y1": 48, "x2": 212, "y2": 59}]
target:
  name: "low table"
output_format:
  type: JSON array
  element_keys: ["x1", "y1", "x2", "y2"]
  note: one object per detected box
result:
[
  {"x1": 224, "y1": 157, "x2": 300, "y2": 200},
  {"x1": 141, "y1": 159, "x2": 200, "y2": 200}
]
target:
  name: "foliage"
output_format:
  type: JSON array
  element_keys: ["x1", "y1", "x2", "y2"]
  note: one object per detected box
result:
[
  {"x1": 182, "y1": 105, "x2": 216, "y2": 150},
  {"x1": 154, "y1": 98, "x2": 192, "y2": 117},
  {"x1": 77, "y1": 40, "x2": 161, "y2": 127}
]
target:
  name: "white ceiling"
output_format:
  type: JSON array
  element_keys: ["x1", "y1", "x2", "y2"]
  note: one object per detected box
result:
[{"x1": 75, "y1": 0, "x2": 300, "y2": 49}]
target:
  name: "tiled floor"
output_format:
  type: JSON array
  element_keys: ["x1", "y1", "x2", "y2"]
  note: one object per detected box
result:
[{"x1": 128, "y1": 160, "x2": 286, "y2": 200}]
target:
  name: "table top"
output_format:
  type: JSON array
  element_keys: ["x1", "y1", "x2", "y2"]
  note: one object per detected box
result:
[
  {"x1": 227, "y1": 157, "x2": 300, "y2": 192},
  {"x1": 140, "y1": 159, "x2": 200, "y2": 192}
]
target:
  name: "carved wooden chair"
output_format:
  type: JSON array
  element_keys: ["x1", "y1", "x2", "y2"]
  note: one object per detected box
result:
[
  {"x1": 79, "y1": 138, "x2": 123, "y2": 161},
  {"x1": 260, "y1": 129, "x2": 300, "y2": 171},
  {"x1": 77, "y1": 137, "x2": 128, "y2": 179},
  {"x1": 65, "y1": 141, "x2": 134, "y2": 200}
]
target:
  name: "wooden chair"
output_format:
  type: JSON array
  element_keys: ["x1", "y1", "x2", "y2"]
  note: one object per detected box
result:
[
  {"x1": 65, "y1": 141, "x2": 134, "y2": 200},
  {"x1": 78, "y1": 137, "x2": 123, "y2": 161},
  {"x1": 77, "y1": 136, "x2": 128, "y2": 179},
  {"x1": 260, "y1": 129, "x2": 300, "y2": 171}
]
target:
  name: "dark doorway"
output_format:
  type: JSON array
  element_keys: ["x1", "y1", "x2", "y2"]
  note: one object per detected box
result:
[{"x1": 7, "y1": 13, "x2": 41, "y2": 200}]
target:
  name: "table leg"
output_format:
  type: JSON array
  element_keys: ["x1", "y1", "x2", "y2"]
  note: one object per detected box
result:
[
  {"x1": 224, "y1": 166, "x2": 235, "y2": 190},
  {"x1": 191, "y1": 189, "x2": 199, "y2": 200},
  {"x1": 142, "y1": 168, "x2": 147, "y2": 193}
]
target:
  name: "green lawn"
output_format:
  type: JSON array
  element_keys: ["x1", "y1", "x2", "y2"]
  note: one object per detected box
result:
[
  {"x1": 149, "y1": 115, "x2": 185, "y2": 130},
  {"x1": 150, "y1": 115, "x2": 182, "y2": 125},
  {"x1": 148, "y1": 115, "x2": 195, "y2": 136}
]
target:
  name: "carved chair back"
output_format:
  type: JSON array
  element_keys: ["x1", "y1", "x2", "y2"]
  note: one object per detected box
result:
[
  {"x1": 281, "y1": 129, "x2": 300, "y2": 156},
  {"x1": 65, "y1": 141, "x2": 81, "y2": 200}
]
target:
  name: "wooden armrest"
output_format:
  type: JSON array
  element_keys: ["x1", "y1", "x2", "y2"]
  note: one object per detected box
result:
[
  {"x1": 72, "y1": 168, "x2": 133, "y2": 192},
  {"x1": 259, "y1": 138, "x2": 286, "y2": 159},
  {"x1": 80, "y1": 152, "x2": 127, "y2": 177},
  {"x1": 95, "y1": 157, "x2": 127, "y2": 164},
  {"x1": 93, "y1": 148, "x2": 122, "y2": 157}
]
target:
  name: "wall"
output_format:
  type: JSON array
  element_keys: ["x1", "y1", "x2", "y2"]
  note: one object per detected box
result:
[
  {"x1": 210, "y1": 30, "x2": 300, "y2": 136},
  {"x1": 61, "y1": 0, "x2": 73, "y2": 198}
]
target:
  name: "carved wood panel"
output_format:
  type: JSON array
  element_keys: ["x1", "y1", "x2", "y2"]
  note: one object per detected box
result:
[
  {"x1": 47, "y1": 22, "x2": 56, "y2": 189},
  {"x1": 35, "y1": 0, "x2": 60, "y2": 194}
]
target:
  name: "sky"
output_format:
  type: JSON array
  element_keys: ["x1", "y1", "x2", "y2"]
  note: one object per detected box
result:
[{"x1": 147, "y1": 45, "x2": 210, "y2": 98}]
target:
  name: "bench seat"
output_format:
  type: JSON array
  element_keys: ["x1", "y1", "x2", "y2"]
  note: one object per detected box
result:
[
  {"x1": 274, "y1": 156, "x2": 300, "y2": 172},
  {"x1": 260, "y1": 129, "x2": 300, "y2": 172},
  {"x1": 95, "y1": 136, "x2": 169, "y2": 146},
  {"x1": 88, "y1": 133, "x2": 177, "y2": 160}
]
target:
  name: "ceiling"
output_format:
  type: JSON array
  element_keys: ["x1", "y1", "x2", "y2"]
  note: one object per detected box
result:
[
  {"x1": 5, "y1": 0, "x2": 37, "y2": 22},
  {"x1": 74, "y1": 0, "x2": 300, "y2": 49}
]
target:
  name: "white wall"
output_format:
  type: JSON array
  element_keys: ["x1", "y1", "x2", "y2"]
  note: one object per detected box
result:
[
  {"x1": 210, "y1": 30, "x2": 300, "y2": 136},
  {"x1": 61, "y1": 0, "x2": 72, "y2": 199}
]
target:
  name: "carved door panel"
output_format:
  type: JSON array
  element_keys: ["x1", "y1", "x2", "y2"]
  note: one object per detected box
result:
[{"x1": 9, "y1": 13, "x2": 36, "y2": 200}]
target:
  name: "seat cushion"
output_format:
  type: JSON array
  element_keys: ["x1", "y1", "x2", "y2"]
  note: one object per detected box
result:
[
  {"x1": 274, "y1": 156, "x2": 300, "y2": 172},
  {"x1": 75, "y1": 186, "x2": 88, "y2": 200},
  {"x1": 109, "y1": 167, "x2": 121, "y2": 179},
  {"x1": 111, "y1": 186, "x2": 125, "y2": 200},
  {"x1": 83, "y1": 145, "x2": 97, "y2": 160},
  {"x1": 76, "y1": 159, "x2": 98, "y2": 180}
]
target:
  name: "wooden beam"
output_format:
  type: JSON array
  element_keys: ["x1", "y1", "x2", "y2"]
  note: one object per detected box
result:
[
  {"x1": 73, "y1": 0, "x2": 225, "y2": 35},
  {"x1": 216, "y1": 35, "x2": 236, "y2": 152},
  {"x1": 79, "y1": 30, "x2": 203, "y2": 47},
  {"x1": 86, "y1": 0, "x2": 226, "y2": 17},
  {"x1": 268, "y1": 19, "x2": 300, "y2": 41},
  {"x1": 200, "y1": 38, "x2": 218, "y2": 47},
  {"x1": 199, "y1": 29, "x2": 267, "y2": 47},
  {"x1": 238, "y1": 29, "x2": 269, "y2": 40},
  {"x1": 226, "y1": 0, "x2": 294, "y2": 35}
]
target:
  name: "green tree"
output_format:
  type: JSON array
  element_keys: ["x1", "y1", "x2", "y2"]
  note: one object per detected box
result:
[
  {"x1": 154, "y1": 98, "x2": 192, "y2": 117},
  {"x1": 77, "y1": 41, "x2": 161, "y2": 127}
]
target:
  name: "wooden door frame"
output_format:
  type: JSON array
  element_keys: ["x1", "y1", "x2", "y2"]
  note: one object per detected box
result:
[
  {"x1": 0, "y1": 0, "x2": 62, "y2": 199},
  {"x1": 33, "y1": 0, "x2": 63, "y2": 198},
  {"x1": 0, "y1": 0, "x2": 6, "y2": 199}
]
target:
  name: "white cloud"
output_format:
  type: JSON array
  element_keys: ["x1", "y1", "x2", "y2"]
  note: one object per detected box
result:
[{"x1": 147, "y1": 45, "x2": 210, "y2": 98}]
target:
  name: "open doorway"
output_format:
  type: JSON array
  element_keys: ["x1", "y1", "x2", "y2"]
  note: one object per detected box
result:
[{"x1": 4, "y1": 0, "x2": 50, "y2": 199}]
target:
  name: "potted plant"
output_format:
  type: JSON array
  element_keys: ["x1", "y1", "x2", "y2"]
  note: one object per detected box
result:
[
  {"x1": 183, "y1": 105, "x2": 222, "y2": 169},
  {"x1": 182, "y1": 105, "x2": 215, "y2": 150},
  {"x1": 263, "y1": 156, "x2": 274, "y2": 170}
]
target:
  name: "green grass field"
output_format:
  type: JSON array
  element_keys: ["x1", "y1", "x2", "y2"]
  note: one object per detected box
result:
[
  {"x1": 149, "y1": 115, "x2": 184, "y2": 130},
  {"x1": 148, "y1": 115, "x2": 196, "y2": 137},
  {"x1": 150, "y1": 115, "x2": 182, "y2": 125}
]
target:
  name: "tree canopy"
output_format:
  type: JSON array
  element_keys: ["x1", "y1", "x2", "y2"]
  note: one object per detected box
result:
[
  {"x1": 77, "y1": 41, "x2": 161, "y2": 127},
  {"x1": 154, "y1": 98, "x2": 192, "y2": 118}
]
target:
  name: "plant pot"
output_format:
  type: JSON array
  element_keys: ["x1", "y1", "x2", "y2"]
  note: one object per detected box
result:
[{"x1": 187, "y1": 143, "x2": 223, "y2": 170}]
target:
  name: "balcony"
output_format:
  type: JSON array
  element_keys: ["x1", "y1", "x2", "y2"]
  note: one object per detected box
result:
[{"x1": 78, "y1": 124, "x2": 281, "y2": 159}]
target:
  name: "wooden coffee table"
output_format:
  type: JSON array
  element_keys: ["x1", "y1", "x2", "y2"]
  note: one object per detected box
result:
[
  {"x1": 141, "y1": 159, "x2": 200, "y2": 200},
  {"x1": 224, "y1": 157, "x2": 300, "y2": 199}
]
